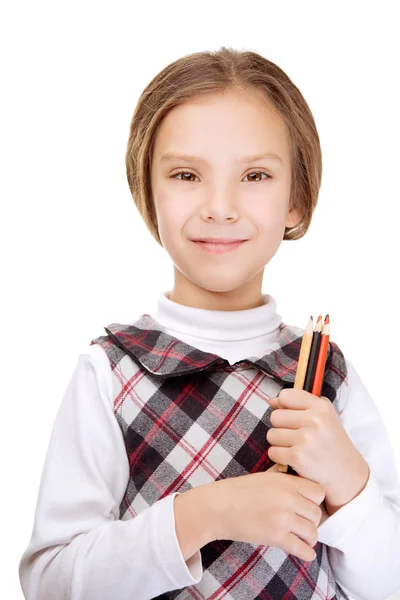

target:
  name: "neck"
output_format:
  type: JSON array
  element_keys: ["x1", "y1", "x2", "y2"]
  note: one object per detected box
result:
[{"x1": 169, "y1": 267, "x2": 265, "y2": 311}]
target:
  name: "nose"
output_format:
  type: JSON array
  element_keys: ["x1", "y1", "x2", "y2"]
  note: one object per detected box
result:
[{"x1": 200, "y1": 187, "x2": 239, "y2": 223}]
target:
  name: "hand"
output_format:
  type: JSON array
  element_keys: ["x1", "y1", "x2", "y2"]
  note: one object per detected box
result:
[
  {"x1": 267, "y1": 389, "x2": 370, "y2": 508},
  {"x1": 207, "y1": 463, "x2": 326, "y2": 562}
]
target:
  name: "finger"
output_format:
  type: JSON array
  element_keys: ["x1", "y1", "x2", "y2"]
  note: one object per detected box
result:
[
  {"x1": 270, "y1": 409, "x2": 307, "y2": 429},
  {"x1": 266, "y1": 428, "x2": 296, "y2": 446},
  {"x1": 278, "y1": 388, "x2": 314, "y2": 409},
  {"x1": 268, "y1": 445, "x2": 292, "y2": 465}
]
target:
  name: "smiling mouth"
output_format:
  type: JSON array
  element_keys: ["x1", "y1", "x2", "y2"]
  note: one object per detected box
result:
[{"x1": 191, "y1": 240, "x2": 248, "y2": 254}]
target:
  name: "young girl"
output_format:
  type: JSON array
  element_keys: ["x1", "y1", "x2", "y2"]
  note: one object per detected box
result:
[{"x1": 19, "y1": 47, "x2": 400, "y2": 600}]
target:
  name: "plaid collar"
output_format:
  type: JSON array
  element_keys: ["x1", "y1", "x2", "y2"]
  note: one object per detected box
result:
[{"x1": 103, "y1": 314, "x2": 346, "y2": 394}]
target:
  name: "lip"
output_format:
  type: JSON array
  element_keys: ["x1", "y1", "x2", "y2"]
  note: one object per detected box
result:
[
  {"x1": 191, "y1": 237, "x2": 247, "y2": 244},
  {"x1": 191, "y1": 239, "x2": 248, "y2": 254}
]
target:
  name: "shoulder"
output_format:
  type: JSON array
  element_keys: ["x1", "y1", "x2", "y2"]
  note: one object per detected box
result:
[
  {"x1": 282, "y1": 320, "x2": 349, "y2": 377},
  {"x1": 83, "y1": 320, "x2": 146, "y2": 410},
  {"x1": 77, "y1": 342, "x2": 114, "y2": 407}
]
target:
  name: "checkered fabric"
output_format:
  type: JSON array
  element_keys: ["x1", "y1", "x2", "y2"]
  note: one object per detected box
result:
[{"x1": 90, "y1": 315, "x2": 350, "y2": 599}]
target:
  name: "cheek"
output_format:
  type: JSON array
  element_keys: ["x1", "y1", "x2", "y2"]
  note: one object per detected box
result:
[
  {"x1": 252, "y1": 197, "x2": 288, "y2": 241},
  {"x1": 156, "y1": 200, "x2": 189, "y2": 249},
  {"x1": 252, "y1": 213, "x2": 286, "y2": 247}
]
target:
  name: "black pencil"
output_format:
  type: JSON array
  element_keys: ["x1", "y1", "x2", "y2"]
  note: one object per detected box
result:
[{"x1": 303, "y1": 315, "x2": 323, "y2": 392}]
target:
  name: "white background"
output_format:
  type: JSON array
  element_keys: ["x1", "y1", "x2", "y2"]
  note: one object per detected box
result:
[{"x1": 1, "y1": 1, "x2": 399, "y2": 598}]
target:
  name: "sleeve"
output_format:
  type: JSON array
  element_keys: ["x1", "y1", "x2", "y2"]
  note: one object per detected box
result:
[
  {"x1": 317, "y1": 359, "x2": 400, "y2": 600},
  {"x1": 18, "y1": 347, "x2": 203, "y2": 600}
]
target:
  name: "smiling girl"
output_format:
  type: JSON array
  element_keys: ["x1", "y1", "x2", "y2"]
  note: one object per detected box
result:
[{"x1": 19, "y1": 47, "x2": 400, "y2": 600}]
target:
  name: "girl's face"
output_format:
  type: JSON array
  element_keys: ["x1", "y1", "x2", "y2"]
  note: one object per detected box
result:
[{"x1": 150, "y1": 90, "x2": 301, "y2": 310}]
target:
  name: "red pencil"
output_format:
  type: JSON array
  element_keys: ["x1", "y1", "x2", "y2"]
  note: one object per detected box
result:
[{"x1": 311, "y1": 315, "x2": 330, "y2": 396}]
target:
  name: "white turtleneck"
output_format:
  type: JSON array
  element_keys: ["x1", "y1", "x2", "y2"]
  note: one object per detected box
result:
[
  {"x1": 153, "y1": 291, "x2": 282, "y2": 364},
  {"x1": 19, "y1": 291, "x2": 400, "y2": 600}
]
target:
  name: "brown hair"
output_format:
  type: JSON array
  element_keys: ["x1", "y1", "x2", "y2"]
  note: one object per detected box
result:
[{"x1": 125, "y1": 46, "x2": 322, "y2": 246}]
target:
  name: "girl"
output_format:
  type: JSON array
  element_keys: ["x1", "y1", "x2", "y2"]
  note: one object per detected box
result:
[{"x1": 19, "y1": 47, "x2": 400, "y2": 600}]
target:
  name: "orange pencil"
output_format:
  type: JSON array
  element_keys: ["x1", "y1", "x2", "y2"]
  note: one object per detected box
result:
[
  {"x1": 278, "y1": 315, "x2": 313, "y2": 473},
  {"x1": 311, "y1": 315, "x2": 330, "y2": 397}
]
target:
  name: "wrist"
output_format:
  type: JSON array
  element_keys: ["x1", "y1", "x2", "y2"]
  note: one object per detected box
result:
[
  {"x1": 174, "y1": 481, "x2": 224, "y2": 561},
  {"x1": 325, "y1": 453, "x2": 370, "y2": 514}
]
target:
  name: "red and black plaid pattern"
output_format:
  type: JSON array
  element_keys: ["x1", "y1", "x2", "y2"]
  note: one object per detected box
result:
[{"x1": 90, "y1": 315, "x2": 350, "y2": 599}]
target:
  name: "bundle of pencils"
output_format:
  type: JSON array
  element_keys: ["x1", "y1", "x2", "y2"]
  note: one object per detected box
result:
[{"x1": 277, "y1": 314, "x2": 330, "y2": 474}]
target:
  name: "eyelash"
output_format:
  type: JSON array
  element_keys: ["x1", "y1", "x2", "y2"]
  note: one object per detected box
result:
[{"x1": 171, "y1": 170, "x2": 272, "y2": 182}]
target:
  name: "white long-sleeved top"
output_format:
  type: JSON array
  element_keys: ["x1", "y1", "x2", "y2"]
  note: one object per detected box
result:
[{"x1": 19, "y1": 292, "x2": 400, "y2": 600}]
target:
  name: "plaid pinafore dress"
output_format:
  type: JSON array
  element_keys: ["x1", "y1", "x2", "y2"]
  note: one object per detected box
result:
[{"x1": 90, "y1": 315, "x2": 350, "y2": 600}]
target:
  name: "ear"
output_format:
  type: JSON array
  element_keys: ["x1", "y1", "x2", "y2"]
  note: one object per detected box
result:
[{"x1": 286, "y1": 206, "x2": 302, "y2": 229}]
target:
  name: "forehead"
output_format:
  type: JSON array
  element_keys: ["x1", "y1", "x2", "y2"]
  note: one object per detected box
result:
[{"x1": 152, "y1": 90, "x2": 291, "y2": 165}]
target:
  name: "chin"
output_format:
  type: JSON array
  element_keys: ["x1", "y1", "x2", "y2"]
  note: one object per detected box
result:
[{"x1": 190, "y1": 273, "x2": 251, "y2": 294}]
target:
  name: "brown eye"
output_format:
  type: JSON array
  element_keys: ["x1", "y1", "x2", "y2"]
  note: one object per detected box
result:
[
  {"x1": 244, "y1": 171, "x2": 272, "y2": 182},
  {"x1": 171, "y1": 170, "x2": 272, "y2": 182},
  {"x1": 172, "y1": 171, "x2": 198, "y2": 182}
]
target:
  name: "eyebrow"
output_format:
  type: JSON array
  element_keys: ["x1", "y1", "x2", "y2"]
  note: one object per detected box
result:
[{"x1": 160, "y1": 152, "x2": 283, "y2": 165}]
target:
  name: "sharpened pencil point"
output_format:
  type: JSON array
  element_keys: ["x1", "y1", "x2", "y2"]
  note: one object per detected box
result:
[{"x1": 306, "y1": 316, "x2": 314, "y2": 334}]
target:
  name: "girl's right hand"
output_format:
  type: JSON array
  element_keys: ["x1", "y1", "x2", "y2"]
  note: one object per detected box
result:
[{"x1": 210, "y1": 463, "x2": 326, "y2": 563}]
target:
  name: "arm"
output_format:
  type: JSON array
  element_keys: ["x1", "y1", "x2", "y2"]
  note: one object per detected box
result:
[
  {"x1": 317, "y1": 359, "x2": 400, "y2": 600},
  {"x1": 324, "y1": 447, "x2": 370, "y2": 517},
  {"x1": 174, "y1": 479, "x2": 223, "y2": 561},
  {"x1": 18, "y1": 347, "x2": 203, "y2": 600}
]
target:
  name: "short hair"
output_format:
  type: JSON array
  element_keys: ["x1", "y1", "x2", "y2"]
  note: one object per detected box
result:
[{"x1": 125, "y1": 46, "x2": 322, "y2": 245}]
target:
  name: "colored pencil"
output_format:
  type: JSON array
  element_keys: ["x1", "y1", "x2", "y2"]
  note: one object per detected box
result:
[
  {"x1": 303, "y1": 315, "x2": 323, "y2": 392},
  {"x1": 278, "y1": 315, "x2": 313, "y2": 473},
  {"x1": 294, "y1": 315, "x2": 314, "y2": 389},
  {"x1": 311, "y1": 315, "x2": 330, "y2": 397}
]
